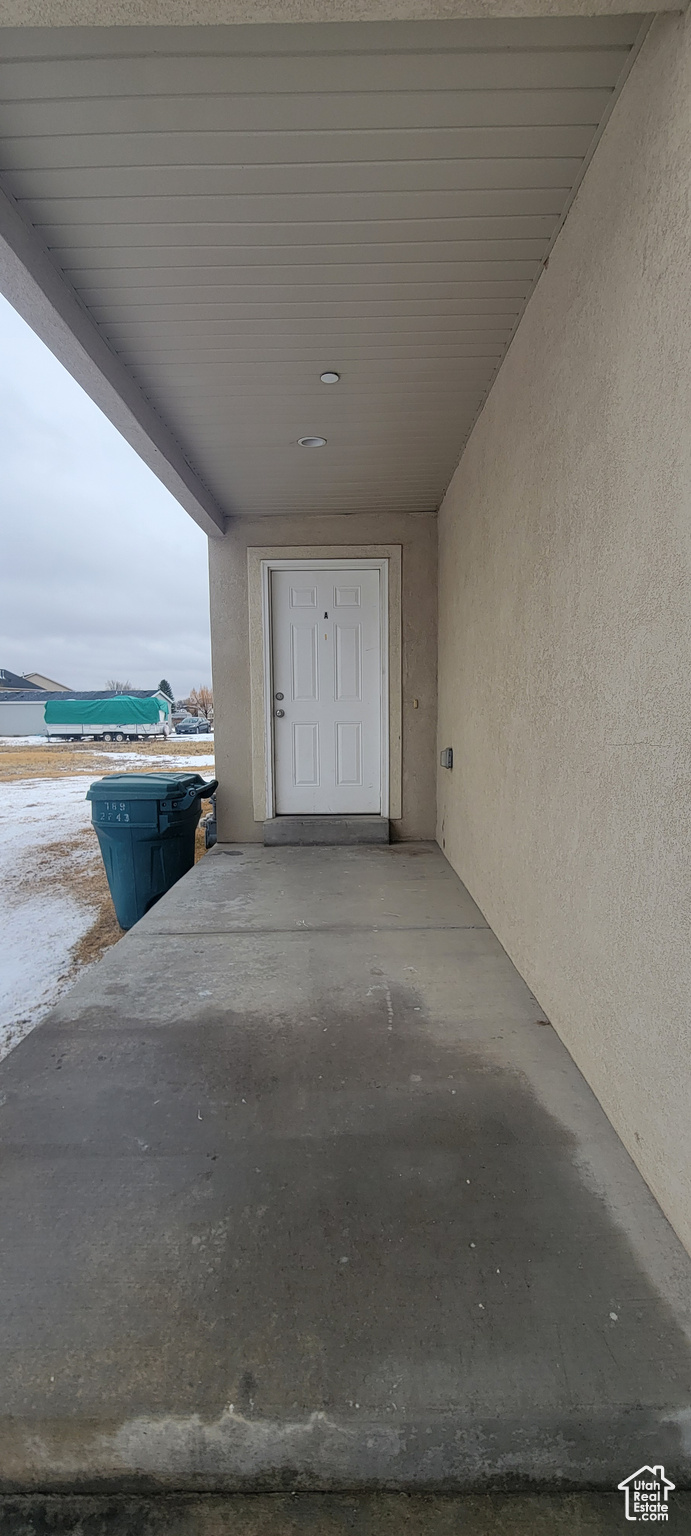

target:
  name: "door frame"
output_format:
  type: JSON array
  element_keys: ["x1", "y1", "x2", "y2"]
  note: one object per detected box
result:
[{"x1": 260, "y1": 556, "x2": 390, "y2": 820}]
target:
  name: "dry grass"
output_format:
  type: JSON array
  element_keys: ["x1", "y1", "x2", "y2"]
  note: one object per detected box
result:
[
  {"x1": 19, "y1": 819, "x2": 211, "y2": 985},
  {"x1": 7, "y1": 738, "x2": 215, "y2": 987},
  {"x1": 70, "y1": 892, "x2": 124, "y2": 971},
  {"x1": 13, "y1": 826, "x2": 123, "y2": 979},
  {"x1": 195, "y1": 821, "x2": 208, "y2": 863},
  {"x1": 0, "y1": 736, "x2": 214, "y2": 783}
]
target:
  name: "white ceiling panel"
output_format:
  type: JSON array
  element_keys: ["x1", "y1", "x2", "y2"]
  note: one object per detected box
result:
[
  {"x1": 0, "y1": 16, "x2": 648, "y2": 519},
  {"x1": 0, "y1": 87, "x2": 616, "y2": 137}
]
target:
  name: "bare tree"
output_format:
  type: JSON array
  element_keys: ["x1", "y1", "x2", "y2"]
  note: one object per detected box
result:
[
  {"x1": 106, "y1": 679, "x2": 132, "y2": 693},
  {"x1": 188, "y1": 684, "x2": 213, "y2": 719}
]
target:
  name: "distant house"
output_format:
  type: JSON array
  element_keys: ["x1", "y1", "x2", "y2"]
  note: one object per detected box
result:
[
  {"x1": 0, "y1": 669, "x2": 72, "y2": 714},
  {"x1": 22, "y1": 672, "x2": 71, "y2": 692},
  {"x1": 0, "y1": 689, "x2": 52, "y2": 735},
  {"x1": 0, "y1": 687, "x2": 168, "y2": 739},
  {"x1": 0, "y1": 668, "x2": 42, "y2": 692}
]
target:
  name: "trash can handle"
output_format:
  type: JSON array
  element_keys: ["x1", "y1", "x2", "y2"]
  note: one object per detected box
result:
[{"x1": 176, "y1": 777, "x2": 219, "y2": 811}]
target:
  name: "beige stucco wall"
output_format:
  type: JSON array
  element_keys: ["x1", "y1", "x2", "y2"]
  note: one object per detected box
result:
[
  {"x1": 0, "y1": 2, "x2": 672, "y2": 25},
  {"x1": 209, "y1": 512, "x2": 437, "y2": 842},
  {"x1": 436, "y1": 12, "x2": 691, "y2": 1253}
]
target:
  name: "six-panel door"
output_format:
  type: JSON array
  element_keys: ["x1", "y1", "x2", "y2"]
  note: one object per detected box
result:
[{"x1": 271, "y1": 567, "x2": 382, "y2": 815}]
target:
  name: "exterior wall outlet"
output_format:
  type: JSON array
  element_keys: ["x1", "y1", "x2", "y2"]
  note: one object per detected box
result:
[{"x1": 440, "y1": 747, "x2": 453, "y2": 769}]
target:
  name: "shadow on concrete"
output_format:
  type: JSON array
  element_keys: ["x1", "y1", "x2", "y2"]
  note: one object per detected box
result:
[
  {"x1": 2, "y1": 1490, "x2": 691, "y2": 1536},
  {"x1": 1, "y1": 966, "x2": 690, "y2": 1490}
]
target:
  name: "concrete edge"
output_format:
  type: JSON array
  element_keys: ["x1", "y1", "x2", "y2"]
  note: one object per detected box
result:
[{"x1": 0, "y1": 1491, "x2": 682, "y2": 1536}]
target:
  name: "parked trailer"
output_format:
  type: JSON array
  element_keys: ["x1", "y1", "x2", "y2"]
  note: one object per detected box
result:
[{"x1": 44, "y1": 694, "x2": 171, "y2": 742}]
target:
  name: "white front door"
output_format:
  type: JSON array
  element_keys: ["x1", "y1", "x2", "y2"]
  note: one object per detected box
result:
[{"x1": 271, "y1": 566, "x2": 382, "y2": 815}]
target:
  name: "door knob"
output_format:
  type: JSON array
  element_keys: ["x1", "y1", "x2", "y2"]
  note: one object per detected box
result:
[{"x1": 275, "y1": 708, "x2": 285, "y2": 718}]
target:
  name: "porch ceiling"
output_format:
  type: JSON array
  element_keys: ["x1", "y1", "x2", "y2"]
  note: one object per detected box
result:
[{"x1": 0, "y1": 16, "x2": 648, "y2": 521}]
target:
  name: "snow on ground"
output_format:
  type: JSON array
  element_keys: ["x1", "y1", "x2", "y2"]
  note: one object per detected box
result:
[
  {"x1": 0, "y1": 736, "x2": 49, "y2": 746},
  {"x1": 0, "y1": 750, "x2": 216, "y2": 1062},
  {"x1": 0, "y1": 775, "x2": 96, "y2": 1059},
  {"x1": 0, "y1": 735, "x2": 214, "y2": 748},
  {"x1": 99, "y1": 750, "x2": 215, "y2": 769}
]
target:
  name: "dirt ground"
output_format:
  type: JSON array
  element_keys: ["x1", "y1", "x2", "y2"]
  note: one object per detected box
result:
[{"x1": 0, "y1": 738, "x2": 216, "y2": 1056}]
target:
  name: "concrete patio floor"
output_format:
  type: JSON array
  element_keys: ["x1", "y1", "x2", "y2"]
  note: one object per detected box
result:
[
  {"x1": 5, "y1": 1491, "x2": 691, "y2": 1535},
  {"x1": 1, "y1": 842, "x2": 690, "y2": 1498}
]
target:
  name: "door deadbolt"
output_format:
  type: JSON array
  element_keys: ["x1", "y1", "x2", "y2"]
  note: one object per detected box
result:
[
  {"x1": 275, "y1": 692, "x2": 284, "y2": 700},
  {"x1": 275, "y1": 708, "x2": 285, "y2": 718}
]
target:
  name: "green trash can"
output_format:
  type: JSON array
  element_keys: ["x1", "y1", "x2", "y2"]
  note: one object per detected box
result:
[{"x1": 87, "y1": 772, "x2": 219, "y2": 930}]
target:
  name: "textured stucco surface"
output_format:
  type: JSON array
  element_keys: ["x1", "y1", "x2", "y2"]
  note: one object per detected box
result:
[
  {"x1": 436, "y1": 11, "x2": 691, "y2": 1254},
  {"x1": 209, "y1": 513, "x2": 437, "y2": 842},
  {"x1": 0, "y1": 2, "x2": 672, "y2": 24}
]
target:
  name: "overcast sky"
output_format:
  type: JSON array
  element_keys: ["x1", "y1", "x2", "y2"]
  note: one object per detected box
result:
[{"x1": 0, "y1": 294, "x2": 212, "y2": 700}]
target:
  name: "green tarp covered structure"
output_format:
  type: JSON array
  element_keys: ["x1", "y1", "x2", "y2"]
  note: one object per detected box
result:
[{"x1": 45, "y1": 695, "x2": 169, "y2": 726}]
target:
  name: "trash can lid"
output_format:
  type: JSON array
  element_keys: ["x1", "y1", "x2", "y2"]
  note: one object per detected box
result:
[{"x1": 87, "y1": 772, "x2": 212, "y2": 802}]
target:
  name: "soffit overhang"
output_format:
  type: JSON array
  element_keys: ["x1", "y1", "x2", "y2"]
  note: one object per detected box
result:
[{"x1": 0, "y1": 16, "x2": 652, "y2": 526}]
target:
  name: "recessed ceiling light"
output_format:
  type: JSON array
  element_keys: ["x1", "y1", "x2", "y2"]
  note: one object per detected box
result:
[
  {"x1": 297, "y1": 436, "x2": 327, "y2": 447},
  {"x1": 320, "y1": 371, "x2": 340, "y2": 384}
]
